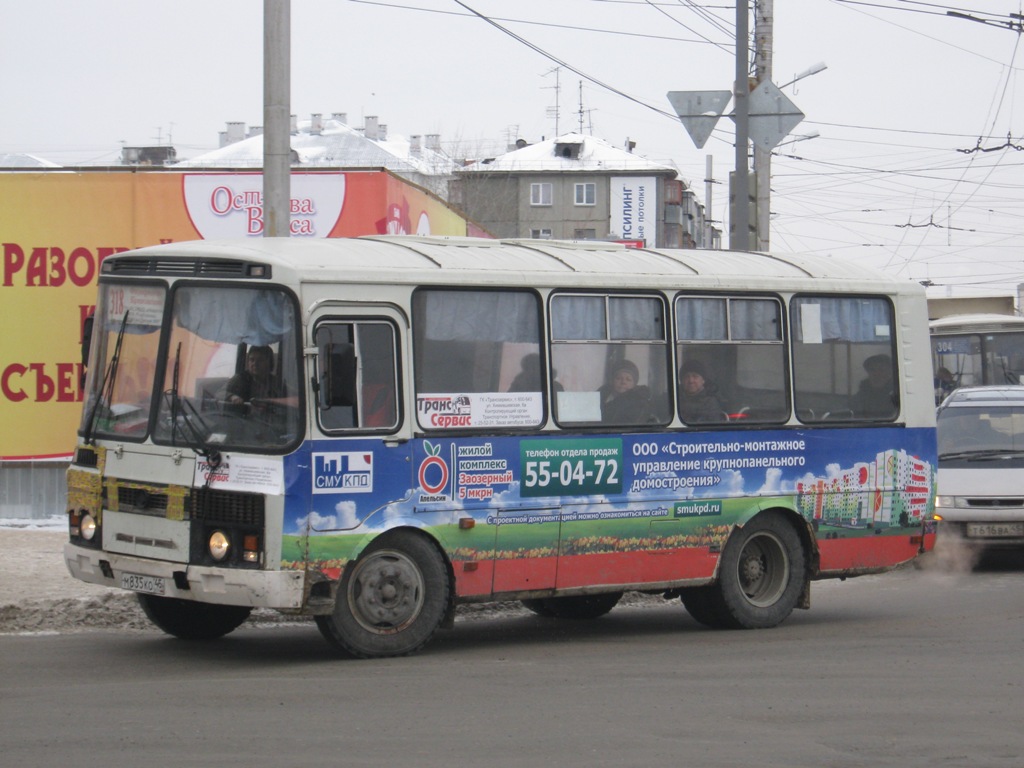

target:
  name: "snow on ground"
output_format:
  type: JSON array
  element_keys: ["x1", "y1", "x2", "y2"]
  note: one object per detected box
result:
[{"x1": 0, "y1": 518, "x2": 539, "y2": 637}]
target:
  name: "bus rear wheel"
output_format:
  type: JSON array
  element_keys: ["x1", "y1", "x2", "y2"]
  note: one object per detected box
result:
[
  {"x1": 684, "y1": 513, "x2": 806, "y2": 630},
  {"x1": 315, "y1": 531, "x2": 450, "y2": 658},
  {"x1": 521, "y1": 592, "x2": 623, "y2": 619},
  {"x1": 137, "y1": 594, "x2": 252, "y2": 640}
]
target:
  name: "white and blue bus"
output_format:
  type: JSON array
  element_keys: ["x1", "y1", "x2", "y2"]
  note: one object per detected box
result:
[{"x1": 65, "y1": 236, "x2": 937, "y2": 657}]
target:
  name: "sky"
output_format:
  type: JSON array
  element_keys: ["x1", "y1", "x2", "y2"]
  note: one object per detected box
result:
[{"x1": 3, "y1": 0, "x2": 1024, "y2": 298}]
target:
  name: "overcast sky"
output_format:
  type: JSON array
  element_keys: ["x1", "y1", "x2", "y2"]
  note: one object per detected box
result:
[{"x1": 3, "y1": 0, "x2": 1023, "y2": 296}]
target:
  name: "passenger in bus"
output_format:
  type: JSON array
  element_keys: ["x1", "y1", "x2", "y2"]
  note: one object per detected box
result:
[
  {"x1": 678, "y1": 358, "x2": 724, "y2": 423},
  {"x1": 226, "y1": 345, "x2": 278, "y2": 405},
  {"x1": 601, "y1": 359, "x2": 652, "y2": 424},
  {"x1": 852, "y1": 354, "x2": 896, "y2": 417},
  {"x1": 509, "y1": 353, "x2": 543, "y2": 392}
]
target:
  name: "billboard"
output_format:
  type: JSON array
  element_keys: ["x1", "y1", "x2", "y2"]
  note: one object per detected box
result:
[
  {"x1": 609, "y1": 176, "x2": 657, "y2": 247},
  {"x1": 0, "y1": 170, "x2": 474, "y2": 459}
]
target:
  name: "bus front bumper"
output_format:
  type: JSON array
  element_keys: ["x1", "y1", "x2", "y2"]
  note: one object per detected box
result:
[{"x1": 64, "y1": 542, "x2": 305, "y2": 610}]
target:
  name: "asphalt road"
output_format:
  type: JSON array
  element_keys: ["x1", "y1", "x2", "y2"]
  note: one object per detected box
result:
[{"x1": 2, "y1": 555, "x2": 1023, "y2": 768}]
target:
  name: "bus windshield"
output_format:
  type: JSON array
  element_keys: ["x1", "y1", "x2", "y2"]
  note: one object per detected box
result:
[
  {"x1": 932, "y1": 331, "x2": 1024, "y2": 388},
  {"x1": 82, "y1": 281, "x2": 302, "y2": 452},
  {"x1": 153, "y1": 284, "x2": 302, "y2": 452},
  {"x1": 80, "y1": 282, "x2": 166, "y2": 441}
]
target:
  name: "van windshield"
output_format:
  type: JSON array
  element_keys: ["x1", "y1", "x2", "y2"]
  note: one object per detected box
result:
[{"x1": 937, "y1": 405, "x2": 1024, "y2": 458}]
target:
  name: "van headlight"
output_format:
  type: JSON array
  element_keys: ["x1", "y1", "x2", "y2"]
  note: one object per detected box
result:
[{"x1": 935, "y1": 495, "x2": 958, "y2": 509}]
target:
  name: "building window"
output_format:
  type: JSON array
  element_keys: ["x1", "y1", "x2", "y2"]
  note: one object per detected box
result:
[
  {"x1": 573, "y1": 228, "x2": 596, "y2": 240},
  {"x1": 574, "y1": 183, "x2": 596, "y2": 206},
  {"x1": 530, "y1": 183, "x2": 553, "y2": 206},
  {"x1": 530, "y1": 228, "x2": 552, "y2": 239}
]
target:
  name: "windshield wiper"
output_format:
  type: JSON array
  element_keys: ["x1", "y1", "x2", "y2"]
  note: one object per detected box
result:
[
  {"x1": 940, "y1": 448, "x2": 1024, "y2": 461},
  {"x1": 163, "y1": 342, "x2": 218, "y2": 465},
  {"x1": 82, "y1": 311, "x2": 128, "y2": 445}
]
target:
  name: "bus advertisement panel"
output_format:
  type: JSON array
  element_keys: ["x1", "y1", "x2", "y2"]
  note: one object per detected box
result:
[{"x1": 284, "y1": 429, "x2": 935, "y2": 591}]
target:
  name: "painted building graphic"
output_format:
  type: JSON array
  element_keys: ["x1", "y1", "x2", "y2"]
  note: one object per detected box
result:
[{"x1": 795, "y1": 448, "x2": 933, "y2": 527}]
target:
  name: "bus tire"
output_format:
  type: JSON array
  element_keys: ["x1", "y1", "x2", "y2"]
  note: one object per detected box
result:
[
  {"x1": 713, "y1": 513, "x2": 806, "y2": 629},
  {"x1": 521, "y1": 592, "x2": 623, "y2": 619},
  {"x1": 315, "y1": 530, "x2": 450, "y2": 658},
  {"x1": 137, "y1": 594, "x2": 252, "y2": 640}
]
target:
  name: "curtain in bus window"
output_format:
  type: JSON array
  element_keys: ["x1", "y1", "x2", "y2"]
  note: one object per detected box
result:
[
  {"x1": 419, "y1": 290, "x2": 537, "y2": 341},
  {"x1": 175, "y1": 289, "x2": 291, "y2": 345},
  {"x1": 676, "y1": 297, "x2": 727, "y2": 340},
  {"x1": 608, "y1": 297, "x2": 664, "y2": 340},
  {"x1": 730, "y1": 299, "x2": 781, "y2": 340},
  {"x1": 551, "y1": 295, "x2": 664, "y2": 340},
  {"x1": 792, "y1": 297, "x2": 891, "y2": 343},
  {"x1": 551, "y1": 295, "x2": 605, "y2": 340}
]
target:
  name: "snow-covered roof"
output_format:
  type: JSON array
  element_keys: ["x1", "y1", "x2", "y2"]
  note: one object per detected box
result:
[
  {"x1": 457, "y1": 133, "x2": 677, "y2": 175},
  {"x1": 0, "y1": 153, "x2": 61, "y2": 168},
  {"x1": 176, "y1": 117, "x2": 454, "y2": 179}
]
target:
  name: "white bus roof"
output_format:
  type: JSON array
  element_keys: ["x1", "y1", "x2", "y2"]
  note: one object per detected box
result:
[
  {"x1": 111, "y1": 236, "x2": 922, "y2": 293},
  {"x1": 930, "y1": 313, "x2": 1024, "y2": 332}
]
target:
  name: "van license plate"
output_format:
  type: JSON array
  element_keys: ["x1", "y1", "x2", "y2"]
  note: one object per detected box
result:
[
  {"x1": 966, "y1": 523, "x2": 1024, "y2": 538},
  {"x1": 121, "y1": 573, "x2": 166, "y2": 595}
]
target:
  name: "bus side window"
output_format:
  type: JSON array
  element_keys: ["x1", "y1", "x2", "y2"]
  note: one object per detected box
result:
[
  {"x1": 791, "y1": 296, "x2": 898, "y2": 423},
  {"x1": 315, "y1": 320, "x2": 399, "y2": 432},
  {"x1": 550, "y1": 293, "x2": 670, "y2": 427},
  {"x1": 412, "y1": 288, "x2": 544, "y2": 431},
  {"x1": 675, "y1": 296, "x2": 788, "y2": 425}
]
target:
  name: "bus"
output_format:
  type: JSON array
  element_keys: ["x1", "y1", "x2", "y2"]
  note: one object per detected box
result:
[
  {"x1": 930, "y1": 313, "x2": 1024, "y2": 402},
  {"x1": 64, "y1": 236, "x2": 937, "y2": 658}
]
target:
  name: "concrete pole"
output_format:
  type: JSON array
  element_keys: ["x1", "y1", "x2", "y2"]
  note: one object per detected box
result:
[
  {"x1": 754, "y1": 0, "x2": 773, "y2": 252},
  {"x1": 731, "y1": 0, "x2": 750, "y2": 251},
  {"x1": 263, "y1": 0, "x2": 290, "y2": 237},
  {"x1": 705, "y1": 155, "x2": 714, "y2": 249}
]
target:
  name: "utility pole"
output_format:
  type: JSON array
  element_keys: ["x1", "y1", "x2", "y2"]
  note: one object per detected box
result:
[
  {"x1": 753, "y1": 0, "x2": 772, "y2": 251},
  {"x1": 732, "y1": 0, "x2": 751, "y2": 251},
  {"x1": 263, "y1": 0, "x2": 290, "y2": 237},
  {"x1": 705, "y1": 155, "x2": 715, "y2": 248}
]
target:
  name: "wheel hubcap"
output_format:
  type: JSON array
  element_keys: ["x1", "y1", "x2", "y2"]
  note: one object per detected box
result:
[
  {"x1": 737, "y1": 531, "x2": 789, "y2": 607},
  {"x1": 349, "y1": 550, "x2": 424, "y2": 634}
]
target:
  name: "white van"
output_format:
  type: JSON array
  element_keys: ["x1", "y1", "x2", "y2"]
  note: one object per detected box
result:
[{"x1": 936, "y1": 386, "x2": 1024, "y2": 548}]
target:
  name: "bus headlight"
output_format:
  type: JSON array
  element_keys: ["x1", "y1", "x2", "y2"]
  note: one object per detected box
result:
[
  {"x1": 80, "y1": 513, "x2": 98, "y2": 541},
  {"x1": 935, "y1": 495, "x2": 956, "y2": 510},
  {"x1": 208, "y1": 530, "x2": 231, "y2": 562}
]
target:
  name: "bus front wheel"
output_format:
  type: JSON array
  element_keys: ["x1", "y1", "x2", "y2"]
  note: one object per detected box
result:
[
  {"x1": 684, "y1": 513, "x2": 806, "y2": 630},
  {"x1": 315, "y1": 531, "x2": 450, "y2": 658},
  {"x1": 137, "y1": 594, "x2": 252, "y2": 640}
]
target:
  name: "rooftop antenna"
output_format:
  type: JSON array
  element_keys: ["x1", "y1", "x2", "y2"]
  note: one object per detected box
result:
[
  {"x1": 542, "y1": 66, "x2": 561, "y2": 136},
  {"x1": 577, "y1": 81, "x2": 585, "y2": 134}
]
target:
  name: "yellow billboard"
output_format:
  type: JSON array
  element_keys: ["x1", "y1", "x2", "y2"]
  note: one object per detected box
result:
[{"x1": 0, "y1": 170, "x2": 473, "y2": 459}]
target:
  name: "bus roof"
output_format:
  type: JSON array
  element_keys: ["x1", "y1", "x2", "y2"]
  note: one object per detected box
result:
[
  {"x1": 930, "y1": 313, "x2": 1024, "y2": 332},
  {"x1": 110, "y1": 236, "x2": 921, "y2": 293}
]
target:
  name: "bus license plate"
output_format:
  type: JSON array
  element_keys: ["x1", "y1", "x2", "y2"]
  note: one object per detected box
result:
[
  {"x1": 966, "y1": 522, "x2": 1024, "y2": 538},
  {"x1": 121, "y1": 572, "x2": 166, "y2": 595}
]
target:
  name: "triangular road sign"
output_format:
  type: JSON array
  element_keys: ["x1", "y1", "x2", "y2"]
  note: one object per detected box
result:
[{"x1": 667, "y1": 90, "x2": 732, "y2": 149}]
